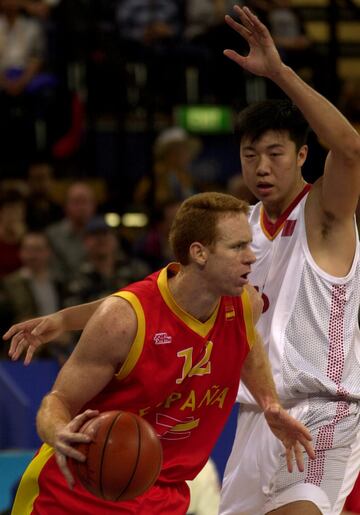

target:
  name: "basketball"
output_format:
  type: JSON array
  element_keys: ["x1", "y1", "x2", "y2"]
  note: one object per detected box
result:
[{"x1": 71, "y1": 410, "x2": 163, "y2": 501}]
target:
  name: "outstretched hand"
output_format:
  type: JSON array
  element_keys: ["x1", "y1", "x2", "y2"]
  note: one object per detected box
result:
[
  {"x1": 264, "y1": 404, "x2": 315, "y2": 472},
  {"x1": 224, "y1": 5, "x2": 283, "y2": 79},
  {"x1": 3, "y1": 313, "x2": 65, "y2": 365}
]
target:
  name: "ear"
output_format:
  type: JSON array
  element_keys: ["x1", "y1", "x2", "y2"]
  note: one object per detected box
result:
[
  {"x1": 189, "y1": 242, "x2": 208, "y2": 266},
  {"x1": 297, "y1": 145, "x2": 308, "y2": 168}
]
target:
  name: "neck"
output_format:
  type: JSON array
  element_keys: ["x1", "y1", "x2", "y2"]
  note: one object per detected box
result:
[
  {"x1": 263, "y1": 179, "x2": 307, "y2": 221},
  {"x1": 27, "y1": 268, "x2": 49, "y2": 281},
  {"x1": 168, "y1": 267, "x2": 220, "y2": 322}
]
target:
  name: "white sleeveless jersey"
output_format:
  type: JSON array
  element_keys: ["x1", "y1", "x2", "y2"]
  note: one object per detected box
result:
[{"x1": 239, "y1": 188, "x2": 360, "y2": 405}]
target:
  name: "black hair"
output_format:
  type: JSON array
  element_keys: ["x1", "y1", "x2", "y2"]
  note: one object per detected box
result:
[{"x1": 236, "y1": 99, "x2": 310, "y2": 151}]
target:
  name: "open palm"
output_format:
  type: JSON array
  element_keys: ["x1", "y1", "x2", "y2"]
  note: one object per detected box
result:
[
  {"x1": 224, "y1": 5, "x2": 283, "y2": 78},
  {"x1": 264, "y1": 404, "x2": 315, "y2": 473}
]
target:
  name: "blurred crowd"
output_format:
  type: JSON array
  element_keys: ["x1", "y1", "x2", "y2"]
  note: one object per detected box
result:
[
  {"x1": 0, "y1": 0, "x2": 333, "y2": 175},
  {"x1": 0, "y1": 0, "x2": 359, "y2": 362}
]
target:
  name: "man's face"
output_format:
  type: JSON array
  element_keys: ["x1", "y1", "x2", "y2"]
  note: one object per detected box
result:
[
  {"x1": 84, "y1": 231, "x2": 118, "y2": 259},
  {"x1": 240, "y1": 130, "x2": 307, "y2": 209},
  {"x1": 20, "y1": 235, "x2": 51, "y2": 271},
  {"x1": 203, "y1": 212, "x2": 256, "y2": 297},
  {"x1": 65, "y1": 184, "x2": 96, "y2": 225}
]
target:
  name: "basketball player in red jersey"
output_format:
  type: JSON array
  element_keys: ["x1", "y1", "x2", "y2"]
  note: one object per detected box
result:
[{"x1": 6, "y1": 193, "x2": 314, "y2": 514}]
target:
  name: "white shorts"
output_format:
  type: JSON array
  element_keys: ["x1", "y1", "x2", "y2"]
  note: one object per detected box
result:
[{"x1": 219, "y1": 399, "x2": 360, "y2": 515}]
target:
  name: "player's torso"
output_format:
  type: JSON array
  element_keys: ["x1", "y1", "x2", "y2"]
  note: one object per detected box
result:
[
  {"x1": 90, "y1": 266, "x2": 254, "y2": 481},
  {"x1": 240, "y1": 190, "x2": 360, "y2": 405}
]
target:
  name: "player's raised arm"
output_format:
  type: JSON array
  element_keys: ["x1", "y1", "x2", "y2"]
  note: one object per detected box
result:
[
  {"x1": 3, "y1": 298, "x2": 106, "y2": 365},
  {"x1": 225, "y1": 5, "x2": 360, "y2": 221}
]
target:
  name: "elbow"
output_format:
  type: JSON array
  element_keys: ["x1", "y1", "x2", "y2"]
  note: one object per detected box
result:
[{"x1": 340, "y1": 133, "x2": 360, "y2": 164}]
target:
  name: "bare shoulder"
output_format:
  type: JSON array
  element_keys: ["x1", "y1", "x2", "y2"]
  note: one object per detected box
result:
[
  {"x1": 71, "y1": 295, "x2": 138, "y2": 367},
  {"x1": 93, "y1": 295, "x2": 138, "y2": 332},
  {"x1": 244, "y1": 284, "x2": 263, "y2": 324}
]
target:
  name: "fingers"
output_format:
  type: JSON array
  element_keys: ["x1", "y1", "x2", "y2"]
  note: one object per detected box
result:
[
  {"x1": 223, "y1": 49, "x2": 247, "y2": 67},
  {"x1": 55, "y1": 452, "x2": 75, "y2": 489},
  {"x1": 300, "y1": 437, "x2": 316, "y2": 461},
  {"x1": 285, "y1": 446, "x2": 294, "y2": 473},
  {"x1": 234, "y1": 5, "x2": 256, "y2": 32},
  {"x1": 225, "y1": 13, "x2": 252, "y2": 40},
  {"x1": 69, "y1": 409, "x2": 99, "y2": 433},
  {"x1": 293, "y1": 441, "x2": 305, "y2": 472},
  {"x1": 3, "y1": 321, "x2": 29, "y2": 340},
  {"x1": 8, "y1": 331, "x2": 41, "y2": 363},
  {"x1": 54, "y1": 409, "x2": 100, "y2": 488},
  {"x1": 31, "y1": 318, "x2": 50, "y2": 337}
]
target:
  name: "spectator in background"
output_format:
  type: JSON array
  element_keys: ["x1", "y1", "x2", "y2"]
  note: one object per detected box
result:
[
  {"x1": 0, "y1": 0, "x2": 46, "y2": 97},
  {"x1": 227, "y1": 173, "x2": 257, "y2": 205},
  {"x1": 19, "y1": 0, "x2": 61, "y2": 20},
  {"x1": 134, "y1": 127, "x2": 201, "y2": 209},
  {"x1": 0, "y1": 0, "x2": 56, "y2": 174},
  {"x1": 184, "y1": 0, "x2": 246, "y2": 103},
  {"x1": 0, "y1": 231, "x2": 69, "y2": 360},
  {"x1": 114, "y1": 0, "x2": 187, "y2": 108},
  {"x1": 46, "y1": 181, "x2": 97, "y2": 281},
  {"x1": 26, "y1": 161, "x2": 62, "y2": 230},
  {"x1": 134, "y1": 199, "x2": 180, "y2": 271},
  {"x1": 0, "y1": 189, "x2": 27, "y2": 278},
  {"x1": 64, "y1": 216, "x2": 149, "y2": 306},
  {"x1": 266, "y1": 0, "x2": 313, "y2": 71}
]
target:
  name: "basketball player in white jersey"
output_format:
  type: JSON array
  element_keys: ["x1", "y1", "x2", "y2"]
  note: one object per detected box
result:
[{"x1": 219, "y1": 5, "x2": 360, "y2": 515}]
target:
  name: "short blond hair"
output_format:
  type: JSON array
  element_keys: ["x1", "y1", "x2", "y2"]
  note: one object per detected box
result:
[{"x1": 169, "y1": 192, "x2": 249, "y2": 265}]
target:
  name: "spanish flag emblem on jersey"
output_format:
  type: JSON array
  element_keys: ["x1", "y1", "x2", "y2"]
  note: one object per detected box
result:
[{"x1": 225, "y1": 303, "x2": 235, "y2": 320}]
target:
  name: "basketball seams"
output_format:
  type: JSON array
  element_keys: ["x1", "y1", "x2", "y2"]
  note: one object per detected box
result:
[
  {"x1": 99, "y1": 411, "x2": 123, "y2": 499},
  {"x1": 72, "y1": 410, "x2": 162, "y2": 501},
  {"x1": 115, "y1": 413, "x2": 141, "y2": 501}
]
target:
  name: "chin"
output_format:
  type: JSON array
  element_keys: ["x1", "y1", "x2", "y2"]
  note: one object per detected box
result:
[{"x1": 223, "y1": 286, "x2": 244, "y2": 297}]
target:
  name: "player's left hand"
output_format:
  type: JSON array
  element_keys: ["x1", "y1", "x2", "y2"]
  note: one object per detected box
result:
[
  {"x1": 264, "y1": 403, "x2": 315, "y2": 472},
  {"x1": 224, "y1": 5, "x2": 283, "y2": 79}
]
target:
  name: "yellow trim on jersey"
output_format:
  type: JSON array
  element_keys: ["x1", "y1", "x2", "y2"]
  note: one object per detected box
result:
[
  {"x1": 158, "y1": 264, "x2": 220, "y2": 337},
  {"x1": 172, "y1": 419, "x2": 200, "y2": 431},
  {"x1": 113, "y1": 291, "x2": 146, "y2": 381},
  {"x1": 11, "y1": 444, "x2": 54, "y2": 515},
  {"x1": 241, "y1": 288, "x2": 256, "y2": 350},
  {"x1": 260, "y1": 206, "x2": 284, "y2": 241}
]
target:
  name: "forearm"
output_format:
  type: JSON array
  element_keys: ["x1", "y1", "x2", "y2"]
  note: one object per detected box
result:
[
  {"x1": 271, "y1": 65, "x2": 359, "y2": 155},
  {"x1": 59, "y1": 299, "x2": 105, "y2": 331},
  {"x1": 36, "y1": 391, "x2": 72, "y2": 446},
  {"x1": 241, "y1": 332, "x2": 280, "y2": 411}
]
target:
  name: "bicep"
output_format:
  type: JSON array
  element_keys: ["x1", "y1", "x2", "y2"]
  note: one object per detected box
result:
[
  {"x1": 51, "y1": 297, "x2": 137, "y2": 416},
  {"x1": 321, "y1": 151, "x2": 360, "y2": 220}
]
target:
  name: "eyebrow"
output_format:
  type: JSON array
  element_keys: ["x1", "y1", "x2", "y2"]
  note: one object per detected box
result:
[{"x1": 242, "y1": 143, "x2": 285, "y2": 151}]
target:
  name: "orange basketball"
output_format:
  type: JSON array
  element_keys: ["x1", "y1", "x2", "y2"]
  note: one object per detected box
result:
[{"x1": 71, "y1": 410, "x2": 163, "y2": 501}]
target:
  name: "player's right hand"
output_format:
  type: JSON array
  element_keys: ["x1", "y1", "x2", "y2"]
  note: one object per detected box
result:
[
  {"x1": 3, "y1": 313, "x2": 65, "y2": 365},
  {"x1": 53, "y1": 409, "x2": 99, "y2": 488}
]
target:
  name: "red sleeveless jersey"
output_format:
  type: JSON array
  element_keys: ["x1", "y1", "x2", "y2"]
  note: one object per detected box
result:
[{"x1": 13, "y1": 264, "x2": 255, "y2": 515}]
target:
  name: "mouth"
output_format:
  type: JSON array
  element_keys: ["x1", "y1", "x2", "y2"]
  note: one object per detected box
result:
[
  {"x1": 239, "y1": 272, "x2": 250, "y2": 285},
  {"x1": 256, "y1": 182, "x2": 273, "y2": 195}
]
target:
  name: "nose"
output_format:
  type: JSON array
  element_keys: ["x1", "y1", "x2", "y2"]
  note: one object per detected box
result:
[
  {"x1": 256, "y1": 154, "x2": 271, "y2": 175},
  {"x1": 245, "y1": 247, "x2": 256, "y2": 265}
]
